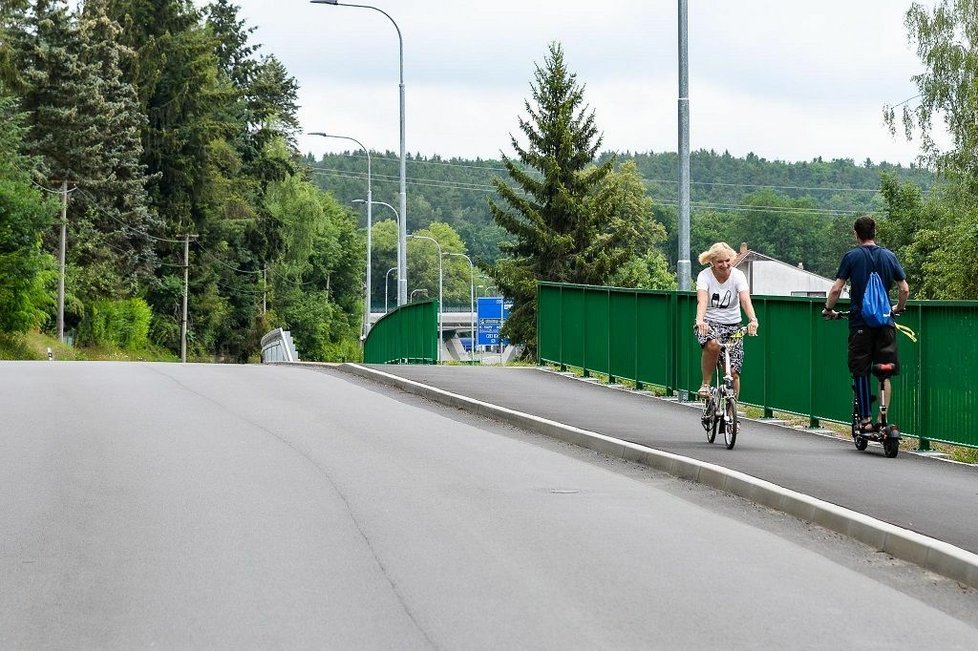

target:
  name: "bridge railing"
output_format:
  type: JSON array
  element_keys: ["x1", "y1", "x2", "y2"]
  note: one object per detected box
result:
[
  {"x1": 260, "y1": 328, "x2": 299, "y2": 363},
  {"x1": 364, "y1": 299, "x2": 439, "y2": 364},
  {"x1": 537, "y1": 281, "x2": 978, "y2": 449}
]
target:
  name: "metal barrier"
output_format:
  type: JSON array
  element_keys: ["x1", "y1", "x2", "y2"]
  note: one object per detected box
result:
[
  {"x1": 261, "y1": 328, "x2": 299, "y2": 363},
  {"x1": 538, "y1": 281, "x2": 978, "y2": 449},
  {"x1": 363, "y1": 300, "x2": 439, "y2": 364}
]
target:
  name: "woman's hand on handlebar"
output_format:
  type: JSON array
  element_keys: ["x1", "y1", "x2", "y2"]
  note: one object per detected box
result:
[
  {"x1": 747, "y1": 320, "x2": 758, "y2": 336},
  {"x1": 695, "y1": 320, "x2": 709, "y2": 337}
]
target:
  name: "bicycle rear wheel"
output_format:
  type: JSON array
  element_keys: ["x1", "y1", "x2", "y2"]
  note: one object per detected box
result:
[{"x1": 723, "y1": 396, "x2": 738, "y2": 449}]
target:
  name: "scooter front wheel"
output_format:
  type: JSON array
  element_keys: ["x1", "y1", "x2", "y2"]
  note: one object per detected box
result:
[
  {"x1": 883, "y1": 426, "x2": 900, "y2": 458},
  {"x1": 852, "y1": 418, "x2": 869, "y2": 451}
]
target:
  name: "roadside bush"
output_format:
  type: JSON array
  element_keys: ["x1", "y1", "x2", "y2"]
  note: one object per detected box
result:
[{"x1": 77, "y1": 298, "x2": 152, "y2": 351}]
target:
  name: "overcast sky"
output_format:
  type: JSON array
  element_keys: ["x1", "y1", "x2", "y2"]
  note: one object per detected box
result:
[{"x1": 230, "y1": 0, "x2": 939, "y2": 166}]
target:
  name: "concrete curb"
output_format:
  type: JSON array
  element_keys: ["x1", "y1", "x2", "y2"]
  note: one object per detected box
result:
[{"x1": 338, "y1": 362, "x2": 978, "y2": 590}]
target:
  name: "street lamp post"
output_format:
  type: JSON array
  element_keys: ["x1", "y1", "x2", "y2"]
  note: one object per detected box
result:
[
  {"x1": 443, "y1": 252, "x2": 474, "y2": 364},
  {"x1": 677, "y1": 0, "x2": 691, "y2": 290},
  {"x1": 410, "y1": 288, "x2": 428, "y2": 301},
  {"x1": 355, "y1": 199, "x2": 400, "y2": 314},
  {"x1": 310, "y1": 132, "x2": 372, "y2": 338},
  {"x1": 407, "y1": 234, "x2": 441, "y2": 364},
  {"x1": 311, "y1": 0, "x2": 407, "y2": 307},
  {"x1": 384, "y1": 266, "x2": 396, "y2": 312}
]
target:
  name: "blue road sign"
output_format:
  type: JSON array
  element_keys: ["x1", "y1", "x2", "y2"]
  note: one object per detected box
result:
[{"x1": 476, "y1": 297, "x2": 510, "y2": 347}]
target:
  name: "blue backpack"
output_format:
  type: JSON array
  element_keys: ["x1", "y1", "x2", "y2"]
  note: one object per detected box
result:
[{"x1": 861, "y1": 247, "x2": 893, "y2": 328}]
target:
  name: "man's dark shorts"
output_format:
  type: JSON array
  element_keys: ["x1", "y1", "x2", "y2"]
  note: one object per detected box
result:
[{"x1": 848, "y1": 325, "x2": 899, "y2": 377}]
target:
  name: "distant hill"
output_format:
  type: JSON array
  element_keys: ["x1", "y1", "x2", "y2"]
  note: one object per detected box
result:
[{"x1": 303, "y1": 149, "x2": 934, "y2": 269}]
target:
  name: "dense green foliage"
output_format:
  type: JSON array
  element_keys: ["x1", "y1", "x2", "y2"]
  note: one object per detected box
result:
[
  {"x1": 77, "y1": 297, "x2": 152, "y2": 350},
  {"x1": 0, "y1": 0, "x2": 363, "y2": 360},
  {"x1": 0, "y1": 81, "x2": 56, "y2": 333},
  {"x1": 879, "y1": 0, "x2": 978, "y2": 299}
]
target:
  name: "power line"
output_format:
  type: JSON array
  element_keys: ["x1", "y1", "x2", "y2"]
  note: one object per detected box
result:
[{"x1": 309, "y1": 152, "x2": 928, "y2": 197}]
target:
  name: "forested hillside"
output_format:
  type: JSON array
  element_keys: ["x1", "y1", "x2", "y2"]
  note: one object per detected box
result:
[
  {"x1": 1, "y1": 0, "x2": 364, "y2": 362},
  {"x1": 305, "y1": 149, "x2": 934, "y2": 278}
]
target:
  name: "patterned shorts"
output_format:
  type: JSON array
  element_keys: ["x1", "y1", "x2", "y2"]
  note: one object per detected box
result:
[{"x1": 694, "y1": 321, "x2": 745, "y2": 373}]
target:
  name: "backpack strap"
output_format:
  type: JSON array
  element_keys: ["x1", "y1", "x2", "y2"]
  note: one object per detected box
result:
[{"x1": 860, "y1": 245, "x2": 881, "y2": 278}]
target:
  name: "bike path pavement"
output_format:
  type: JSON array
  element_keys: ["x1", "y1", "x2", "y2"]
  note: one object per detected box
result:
[{"x1": 347, "y1": 364, "x2": 978, "y2": 560}]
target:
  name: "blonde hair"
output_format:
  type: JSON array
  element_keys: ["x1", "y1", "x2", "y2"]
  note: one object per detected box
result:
[{"x1": 698, "y1": 242, "x2": 737, "y2": 266}]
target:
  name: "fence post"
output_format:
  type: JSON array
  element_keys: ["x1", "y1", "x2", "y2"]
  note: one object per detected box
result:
[
  {"x1": 915, "y1": 303, "x2": 930, "y2": 450},
  {"x1": 762, "y1": 297, "x2": 774, "y2": 418},
  {"x1": 808, "y1": 298, "x2": 819, "y2": 427},
  {"x1": 634, "y1": 290, "x2": 643, "y2": 390}
]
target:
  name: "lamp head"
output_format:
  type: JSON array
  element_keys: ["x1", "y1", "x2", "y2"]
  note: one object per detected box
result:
[{"x1": 310, "y1": 1, "x2": 340, "y2": 5}]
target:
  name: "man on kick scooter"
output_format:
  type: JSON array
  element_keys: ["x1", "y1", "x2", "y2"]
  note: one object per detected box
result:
[{"x1": 822, "y1": 215, "x2": 910, "y2": 439}]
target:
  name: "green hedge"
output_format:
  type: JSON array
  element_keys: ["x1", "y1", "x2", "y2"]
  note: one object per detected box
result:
[{"x1": 77, "y1": 298, "x2": 152, "y2": 351}]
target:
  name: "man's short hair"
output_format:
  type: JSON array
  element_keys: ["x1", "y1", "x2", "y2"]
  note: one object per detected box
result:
[{"x1": 854, "y1": 215, "x2": 876, "y2": 242}]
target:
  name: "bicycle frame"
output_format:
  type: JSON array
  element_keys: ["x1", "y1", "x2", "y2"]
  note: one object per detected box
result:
[{"x1": 701, "y1": 327, "x2": 747, "y2": 449}]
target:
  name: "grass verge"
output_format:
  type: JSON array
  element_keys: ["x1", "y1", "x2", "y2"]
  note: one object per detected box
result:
[{"x1": 0, "y1": 331, "x2": 178, "y2": 363}]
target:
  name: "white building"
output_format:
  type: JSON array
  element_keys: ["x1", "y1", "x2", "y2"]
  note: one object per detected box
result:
[{"x1": 733, "y1": 243, "x2": 848, "y2": 298}]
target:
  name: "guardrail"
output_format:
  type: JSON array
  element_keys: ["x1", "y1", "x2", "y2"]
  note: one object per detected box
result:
[
  {"x1": 363, "y1": 300, "x2": 438, "y2": 364},
  {"x1": 260, "y1": 328, "x2": 299, "y2": 363},
  {"x1": 538, "y1": 281, "x2": 978, "y2": 449}
]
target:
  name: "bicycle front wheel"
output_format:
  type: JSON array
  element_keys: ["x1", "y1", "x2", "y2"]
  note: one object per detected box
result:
[{"x1": 723, "y1": 396, "x2": 738, "y2": 449}]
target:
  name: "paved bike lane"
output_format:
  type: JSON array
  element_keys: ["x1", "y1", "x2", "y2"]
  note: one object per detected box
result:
[{"x1": 346, "y1": 364, "x2": 978, "y2": 558}]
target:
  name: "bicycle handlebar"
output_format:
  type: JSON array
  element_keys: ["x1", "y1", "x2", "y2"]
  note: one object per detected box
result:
[{"x1": 821, "y1": 308, "x2": 904, "y2": 321}]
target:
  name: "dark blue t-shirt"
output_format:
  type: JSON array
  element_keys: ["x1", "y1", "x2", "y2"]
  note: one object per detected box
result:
[{"x1": 835, "y1": 245, "x2": 906, "y2": 329}]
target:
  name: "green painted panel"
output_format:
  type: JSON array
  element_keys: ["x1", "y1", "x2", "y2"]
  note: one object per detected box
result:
[
  {"x1": 761, "y1": 299, "x2": 813, "y2": 414},
  {"x1": 538, "y1": 285, "x2": 561, "y2": 363},
  {"x1": 584, "y1": 289, "x2": 610, "y2": 375},
  {"x1": 561, "y1": 288, "x2": 585, "y2": 368},
  {"x1": 636, "y1": 292, "x2": 673, "y2": 388},
  {"x1": 609, "y1": 290, "x2": 638, "y2": 381}
]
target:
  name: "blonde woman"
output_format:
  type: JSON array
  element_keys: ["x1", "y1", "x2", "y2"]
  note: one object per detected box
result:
[{"x1": 694, "y1": 242, "x2": 758, "y2": 398}]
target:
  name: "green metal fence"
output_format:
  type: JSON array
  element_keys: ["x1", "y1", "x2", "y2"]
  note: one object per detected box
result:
[
  {"x1": 363, "y1": 300, "x2": 438, "y2": 364},
  {"x1": 538, "y1": 281, "x2": 978, "y2": 449}
]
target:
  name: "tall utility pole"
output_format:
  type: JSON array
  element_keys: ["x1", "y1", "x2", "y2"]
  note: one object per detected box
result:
[
  {"x1": 677, "y1": 0, "x2": 692, "y2": 291},
  {"x1": 57, "y1": 179, "x2": 68, "y2": 342},
  {"x1": 180, "y1": 233, "x2": 199, "y2": 363},
  {"x1": 44, "y1": 178, "x2": 77, "y2": 343}
]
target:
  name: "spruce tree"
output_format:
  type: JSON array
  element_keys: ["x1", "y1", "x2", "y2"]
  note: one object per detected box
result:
[
  {"x1": 76, "y1": 0, "x2": 157, "y2": 297},
  {"x1": 489, "y1": 42, "x2": 632, "y2": 355}
]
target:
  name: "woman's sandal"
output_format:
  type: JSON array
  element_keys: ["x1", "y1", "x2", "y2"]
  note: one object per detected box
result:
[{"x1": 697, "y1": 384, "x2": 711, "y2": 398}]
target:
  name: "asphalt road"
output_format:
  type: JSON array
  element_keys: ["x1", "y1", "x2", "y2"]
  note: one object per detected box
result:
[
  {"x1": 3, "y1": 361, "x2": 977, "y2": 649},
  {"x1": 368, "y1": 364, "x2": 978, "y2": 556}
]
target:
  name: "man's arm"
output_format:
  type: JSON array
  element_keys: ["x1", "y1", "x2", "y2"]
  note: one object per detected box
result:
[
  {"x1": 894, "y1": 279, "x2": 910, "y2": 313},
  {"x1": 823, "y1": 278, "x2": 846, "y2": 314}
]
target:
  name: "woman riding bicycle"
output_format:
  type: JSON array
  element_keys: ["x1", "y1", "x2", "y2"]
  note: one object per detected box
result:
[{"x1": 694, "y1": 242, "x2": 759, "y2": 398}]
